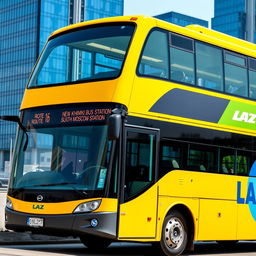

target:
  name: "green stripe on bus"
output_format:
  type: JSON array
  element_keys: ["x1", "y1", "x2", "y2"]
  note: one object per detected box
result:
[{"x1": 218, "y1": 101, "x2": 256, "y2": 131}]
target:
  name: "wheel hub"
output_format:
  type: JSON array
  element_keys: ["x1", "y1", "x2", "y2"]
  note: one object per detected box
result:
[{"x1": 165, "y1": 217, "x2": 184, "y2": 249}]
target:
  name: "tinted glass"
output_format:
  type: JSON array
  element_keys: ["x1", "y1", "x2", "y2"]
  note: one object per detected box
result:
[
  {"x1": 28, "y1": 24, "x2": 135, "y2": 87},
  {"x1": 196, "y1": 42, "x2": 223, "y2": 91},
  {"x1": 225, "y1": 63, "x2": 248, "y2": 97},
  {"x1": 9, "y1": 105, "x2": 115, "y2": 199},
  {"x1": 236, "y1": 151, "x2": 251, "y2": 176},
  {"x1": 125, "y1": 131, "x2": 155, "y2": 200},
  {"x1": 170, "y1": 47, "x2": 195, "y2": 84},
  {"x1": 249, "y1": 58, "x2": 256, "y2": 70},
  {"x1": 225, "y1": 52, "x2": 246, "y2": 67},
  {"x1": 170, "y1": 34, "x2": 194, "y2": 51},
  {"x1": 159, "y1": 142, "x2": 184, "y2": 177},
  {"x1": 220, "y1": 148, "x2": 235, "y2": 174},
  {"x1": 249, "y1": 70, "x2": 256, "y2": 99},
  {"x1": 138, "y1": 30, "x2": 169, "y2": 79},
  {"x1": 187, "y1": 145, "x2": 217, "y2": 172}
]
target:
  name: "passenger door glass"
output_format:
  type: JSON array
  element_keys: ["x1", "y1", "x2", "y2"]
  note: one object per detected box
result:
[{"x1": 124, "y1": 127, "x2": 157, "y2": 201}]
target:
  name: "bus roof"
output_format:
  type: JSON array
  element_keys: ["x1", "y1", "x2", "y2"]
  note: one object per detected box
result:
[
  {"x1": 187, "y1": 24, "x2": 256, "y2": 52},
  {"x1": 50, "y1": 15, "x2": 256, "y2": 59},
  {"x1": 49, "y1": 15, "x2": 150, "y2": 38}
]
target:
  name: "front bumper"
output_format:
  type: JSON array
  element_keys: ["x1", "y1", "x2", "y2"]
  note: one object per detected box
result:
[{"x1": 5, "y1": 207, "x2": 117, "y2": 239}]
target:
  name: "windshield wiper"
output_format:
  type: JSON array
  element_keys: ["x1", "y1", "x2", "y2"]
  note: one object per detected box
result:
[
  {"x1": 31, "y1": 182, "x2": 77, "y2": 187},
  {"x1": 31, "y1": 182, "x2": 88, "y2": 196},
  {"x1": 11, "y1": 183, "x2": 88, "y2": 198}
]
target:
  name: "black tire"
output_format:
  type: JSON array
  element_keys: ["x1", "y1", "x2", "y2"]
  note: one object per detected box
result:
[
  {"x1": 160, "y1": 211, "x2": 188, "y2": 256},
  {"x1": 80, "y1": 235, "x2": 112, "y2": 250}
]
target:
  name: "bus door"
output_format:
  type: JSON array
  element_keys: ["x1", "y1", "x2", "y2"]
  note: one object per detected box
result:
[{"x1": 118, "y1": 125, "x2": 159, "y2": 238}]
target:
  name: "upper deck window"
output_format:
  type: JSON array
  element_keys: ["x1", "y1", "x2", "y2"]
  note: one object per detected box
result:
[
  {"x1": 138, "y1": 30, "x2": 169, "y2": 79},
  {"x1": 224, "y1": 52, "x2": 248, "y2": 97},
  {"x1": 170, "y1": 33, "x2": 195, "y2": 85},
  {"x1": 249, "y1": 58, "x2": 256, "y2": 99},
  {"x1": 195, "y1": 42, "x2": 223, "y2": 91},
  {"x1": 28, "y1": 24, "x2": 135, "y2": 88}
]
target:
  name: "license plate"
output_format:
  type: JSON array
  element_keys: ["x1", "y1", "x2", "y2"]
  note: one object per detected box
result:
[{"x1": 26, "y1": 217, "x2": 44, "y2": 227}]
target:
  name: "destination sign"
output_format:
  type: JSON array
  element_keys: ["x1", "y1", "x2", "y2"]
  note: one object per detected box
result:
[{"x1": 23, "y1": 105, "x2": 113, "y2": 128}]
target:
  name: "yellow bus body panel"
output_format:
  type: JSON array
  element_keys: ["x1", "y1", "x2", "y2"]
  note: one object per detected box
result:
[
  {"x1": 118, "y1": 185, "x2": 158, "y2": 239},
  {"x1": 21, "y1": 80, "x2": 118, "y2": 110},
  {"x1": 8, "y1": 196, "x2": 118, "y2": 215},
  {"x1": 156, "y1": 171, "x2": 256, "y2": 241}
]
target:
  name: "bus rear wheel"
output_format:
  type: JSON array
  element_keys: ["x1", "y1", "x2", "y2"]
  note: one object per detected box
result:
[
  {"x1": 80, "y1": 235, "x2": 112, "y2": 250},
  {"x1": 160, "y1": 211, "x2": 188, "y2": 256}
]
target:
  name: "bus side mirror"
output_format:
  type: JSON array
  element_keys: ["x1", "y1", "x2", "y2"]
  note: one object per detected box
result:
[
  {"x1": 0, "y1": 115, "x2": 20, "y2": 123},
  {"x1": 108, "y1": 114, "x2": 122, "y2": 140},
  {"x1": 0, "y1": 115, "x2": 28, "y2": 151}
]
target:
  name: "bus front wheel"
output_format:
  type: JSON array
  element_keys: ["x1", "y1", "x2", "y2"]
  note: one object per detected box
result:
[
  {"x1": 160, "y1": 211, "x2": 188, "y2": 256},
  {"x1": 80, "y1": 235, "x2": 112, "y2": 250}
]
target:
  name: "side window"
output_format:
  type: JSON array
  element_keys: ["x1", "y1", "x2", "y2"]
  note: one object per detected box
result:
[
  {"x1": 125, "y1": 130, "x2": 156, "y2": 200},
  {"x1": 170, "y1": 33, "x2": 195, "y2": 85},
  {"x1": 236, "y1": 151, "x2": 256, "y2": 176},
  {"x1": 138, "y1": 30, "x2": 169, "y2": 79},
  {"x1": 249, "y1": 58, "x2": 256, "y2": 100},
  {"x1": 187, "y1": 145, "x2": 217, "y2": 172},
  {"x1": 224, "y1": 52, "x2": 248, "y2": 97},
  {"x1": 220, "y1": 148, "x2": 235, "y2": 174},
  {"x1": 195, "y1": 42, "x2": 223, "y2": 91},
  {"x1": 159, "y1": 142, "x2": 183, "y2": 177}
]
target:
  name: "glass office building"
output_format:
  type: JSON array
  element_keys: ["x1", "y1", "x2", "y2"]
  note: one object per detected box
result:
[
  {"x1": 212, "y1": 0, "x2": 256, "y2": 42},
  {"x1": 155, "y1": 11, "x2": 208, "y2": 28},
  {"x1": 0, "y1": 0, "x2": 123, "y2": 177},
  {"x1": 212, "y1": 0, "x2": 246, "y2": 39}
]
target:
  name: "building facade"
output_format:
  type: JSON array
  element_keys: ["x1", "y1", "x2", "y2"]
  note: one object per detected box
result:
[
  {"x1": 212, "y1": 0, "x2": 256, "y2": 42},
  {"x1": 0, "y1": 0, "x2": 123, "y2": 177},
  {"x1": 155, "y1": 11, "x2": 208, "y2": 28}
]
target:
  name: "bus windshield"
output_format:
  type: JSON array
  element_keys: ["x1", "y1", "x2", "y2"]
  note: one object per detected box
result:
[
  {"x1": 28, "y1": 23, "x2": 135, "y2": 88},
  {"x1": 9, "y1": 105, "x2": 115, "y2": 198}
]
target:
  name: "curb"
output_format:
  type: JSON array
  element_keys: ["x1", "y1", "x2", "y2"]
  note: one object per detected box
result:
[{"x1": 0, "y1": 231, "x2": 80, "y2": 245}]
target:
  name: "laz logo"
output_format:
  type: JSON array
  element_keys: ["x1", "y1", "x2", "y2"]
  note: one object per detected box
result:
[
  {"x1": 232, "y1": 110, "x2": 256, "y2": 124},
  {"x1": 237, "y1": 181, "x2": 256, "y2": 204},
  {"x1": 32, "y1": 204, "x2": 44, "y2": 210}
]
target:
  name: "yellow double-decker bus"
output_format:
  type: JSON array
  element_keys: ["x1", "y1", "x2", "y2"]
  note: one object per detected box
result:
[{"x1": 3, "y1": 15, "x2": 256, "y2": 256}]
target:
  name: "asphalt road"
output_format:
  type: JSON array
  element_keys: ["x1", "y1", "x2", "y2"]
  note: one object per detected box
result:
[{"x1": 2, "y1": 241, "x2": 256, "y2": 256}]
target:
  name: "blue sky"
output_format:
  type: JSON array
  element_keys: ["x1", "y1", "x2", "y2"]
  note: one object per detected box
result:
[{"x1": 124, "y1": 0, "x2": 214, "y2": 23}]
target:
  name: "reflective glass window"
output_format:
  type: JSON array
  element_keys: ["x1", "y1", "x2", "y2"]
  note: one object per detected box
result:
[
  {"x1": 138, "y1": 30, "x2": 169, "y2": 79},
  {"x1": 249, "y1": 58, "x2": 256, "y2": 99},
  {"x1": 29, "y1": 24, "x2": 135, "y2": 87},
  {"x1": 170, "y1": 47, "x2": 195, "y2": 85},
  {"x1": 224, "y1": 63, "x2": 248, "y2": 97},
  {"x1": 195, "y1": 42, "x2": 223, "y2": 91}
]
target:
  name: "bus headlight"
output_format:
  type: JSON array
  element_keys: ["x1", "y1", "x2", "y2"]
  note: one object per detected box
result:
[
  {"x1": 73, "y1": 199, "x2": 101, "y2": 213},
  {"x1": 6, "y1": 197, "x2": 13, "y2": 210}
]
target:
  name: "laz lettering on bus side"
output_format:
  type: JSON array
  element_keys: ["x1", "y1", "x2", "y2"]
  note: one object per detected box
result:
[
  {"x1": 232, "y1": 110, "x2": 256, "y2": 124},
  {"x1": 32, "y1": 205, "x2": 44, "y2": 210},
  {"x1": 237, "y1": 181, "x2": 256, "y2": 204}
]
